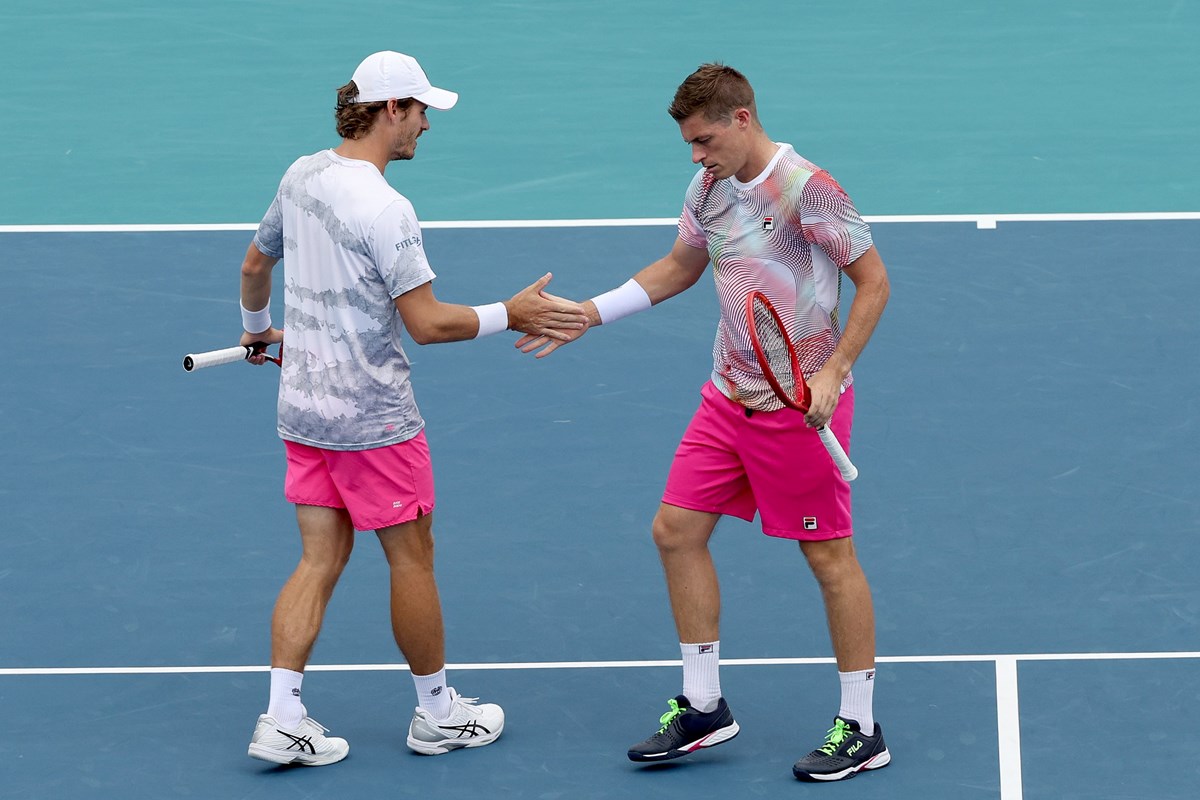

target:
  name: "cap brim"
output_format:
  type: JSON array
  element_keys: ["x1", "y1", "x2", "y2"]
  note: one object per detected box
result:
[{"x1": 414, "y1": 85, "x2": 458, "y2": 110}]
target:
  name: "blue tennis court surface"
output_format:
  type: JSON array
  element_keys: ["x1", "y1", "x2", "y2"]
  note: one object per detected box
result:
[
  {"x1": 1, "y1": 219, "x2": 1197, "y2": 798},
  {"x1": 2, "y1": 1, "x2": 1198, "y2": 796}
]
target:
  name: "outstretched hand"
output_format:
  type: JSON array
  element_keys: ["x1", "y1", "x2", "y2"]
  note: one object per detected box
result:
[
  {"x1": 505, "y1": 273, "x2": 588, "y2": 342},
  {"x1": 514, "y1": 317, "x2": 590, "y2": 358}
]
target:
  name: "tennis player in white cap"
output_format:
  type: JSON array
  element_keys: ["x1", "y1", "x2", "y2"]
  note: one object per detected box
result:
[{"x1": 240, "y1": 51, "x2": 586, "y2": 766}]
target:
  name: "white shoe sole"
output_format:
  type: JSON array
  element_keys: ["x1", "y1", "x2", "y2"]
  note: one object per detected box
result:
[
  {"x1": 406, "y1": 725, "x2": 503, "y2": 755},
  {"x1": 796, "y1": 748, "x2": 891, "y2": 781},
  {"x1": 248, "y1": 742, "x2": 349, "y2": 766}
]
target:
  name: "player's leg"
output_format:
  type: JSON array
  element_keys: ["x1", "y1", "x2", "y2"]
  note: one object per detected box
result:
[
  {"x1": 376, "y1": 513, "x2": 504, "y2": 755},
  {"x1": 248, "y1": 503, "x2": 354, "y2": 766},
  {"x1": 628, "y1": 504, "x2": 740, "y2": 762},
  {"x1": 799, "y1": 536, "x2": 875, "y2": 674},
  {"x1": 654, "y1": 503, "x2": 723, "y2": 645},
  {"x1": 272, "y1": 504, "x2": 356, "y2": 670},
  {"x1": 737, "y1": 386, "x2": 889, "y2": 779},
  {"x1": 629, "y1": 383, "x2": 752, "y2": 763},
  {"x1": 375, "y1": 512, "x2": 444, "y2": 675},
  {"x1": 791, "y1": 537, "x2": 889, "y2": 781},
  {"x1": 656, "y1": 504, "x2": 728, "y2": 715}
]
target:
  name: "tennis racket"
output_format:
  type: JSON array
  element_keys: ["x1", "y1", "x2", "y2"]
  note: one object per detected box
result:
[
  {"x1": 745, "y1": 291, "x2": 858, "y2": 481},
  {"x1": 182, "y1": 342, "x2": 281, "y2": 372}
]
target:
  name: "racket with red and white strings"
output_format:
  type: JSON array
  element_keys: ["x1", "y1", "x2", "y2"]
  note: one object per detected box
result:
[
  {"x1": 182, "y1": 342, "x2": 281, "y2": 372},
  {"x1": 745, "y1": 291, "x2": 858, "y2": 482}
]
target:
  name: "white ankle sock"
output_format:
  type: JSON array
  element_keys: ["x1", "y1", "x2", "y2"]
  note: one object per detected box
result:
[
  {"x1": 267, "y1": 667, "x2": 306, "y2": 728},
  {"x1": 412, "y1": 668, "x2": 453, "y2": 719},
  {"x1": 681, "y1": 641, "x2": 721, "y2": 713},
  {"x1": 838, "y1": 668, "x2": 876, "y2": 735}
]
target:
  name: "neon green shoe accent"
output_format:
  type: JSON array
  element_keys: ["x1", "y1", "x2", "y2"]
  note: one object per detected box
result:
[
  {"x1": 817, "y1": 718, "x2": 854, "y2": 755},
  {"x1": 656, "y1": 698, "x2": 685, "y2": 733}
]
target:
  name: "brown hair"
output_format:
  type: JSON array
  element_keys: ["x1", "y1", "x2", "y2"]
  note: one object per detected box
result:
[
  {"x1": 667, "y1": 63, "x2": 757, "y2": 123},
  {"x1": 334, "y1": 81, "x2": 415, "y2": 139}
]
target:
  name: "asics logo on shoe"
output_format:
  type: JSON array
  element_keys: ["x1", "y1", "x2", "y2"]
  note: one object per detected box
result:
[
  {"x1": 438, "y1": 721, "x2": 493, "y2": 738},
  {"x1": 276, "y1": 730, "x2": 316, "y2": 754}
]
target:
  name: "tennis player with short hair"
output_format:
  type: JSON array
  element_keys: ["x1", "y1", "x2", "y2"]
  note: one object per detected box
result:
[
  {"x1": 239, "y1": 50, "x2": 587, "y2": 766},
  {"x1": 520, "y1": 62, "x2": 891, "y2": 782}
]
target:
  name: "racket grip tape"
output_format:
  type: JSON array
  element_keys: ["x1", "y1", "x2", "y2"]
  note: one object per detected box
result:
[
  {"x1": 182, "y1": 345, "x2": 253, "y2": 372},
  {"x1": 817, "y1": 426, "x2": 859, "y2": 482}
]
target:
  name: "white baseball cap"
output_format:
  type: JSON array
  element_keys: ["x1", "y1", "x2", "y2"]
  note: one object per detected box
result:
[{"x1": 349, "y1": 51, "x2": 458, "y2": 110}]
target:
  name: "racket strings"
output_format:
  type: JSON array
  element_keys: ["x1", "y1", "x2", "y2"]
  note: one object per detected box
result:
[{"x1": 751, "y1": 301, "x2": 799, "y2": 394}]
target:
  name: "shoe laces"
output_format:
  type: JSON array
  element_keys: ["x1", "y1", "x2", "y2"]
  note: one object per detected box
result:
[
  {"x1": 300, "y1": 717, "x2": 331, "y2": 735},
  {"x1": 656, "y1": 698, "x2": 685, "y2": 734},
  {"x1": 818, "y1": 718, "x2": 854, "y2": 755}
]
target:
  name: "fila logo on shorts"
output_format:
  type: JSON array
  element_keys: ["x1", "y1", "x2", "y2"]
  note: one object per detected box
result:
[
  {"x1": 762, "y1": 216, "x2": 775, "y2": 231},
  {"x1": 803, "y1": 517, "x2": 818, "y2": 530}
]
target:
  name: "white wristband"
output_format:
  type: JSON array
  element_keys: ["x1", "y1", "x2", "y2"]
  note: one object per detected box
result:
[
  {"x1": 471, "y1": 302, "x2": 509, "y2": 338},
  {"x1": 240, "y1": 302, "x2": 272, "y2": 334},
  {"x1": 590, "y1": 278, "x2": 652, "y2": 325}
]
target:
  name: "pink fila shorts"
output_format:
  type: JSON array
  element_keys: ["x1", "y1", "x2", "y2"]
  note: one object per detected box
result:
[
  {"x1": 284, "y1": 431, "x2": 435, "y2": 531},
  {"x1": 662, "y1": 381, "x2": 855, "y2": 541}
]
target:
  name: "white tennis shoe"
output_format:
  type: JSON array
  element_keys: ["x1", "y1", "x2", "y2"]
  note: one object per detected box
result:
[
  {"x1": 406, "y1": 688, "x2": 504, "y2": 755},
  {"x1": 248, "y1": 713, "x2": 349, "y2": 766}
]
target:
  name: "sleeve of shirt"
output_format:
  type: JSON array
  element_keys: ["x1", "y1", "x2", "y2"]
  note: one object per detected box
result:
[
  {"x1": 252, "y1": 194, "x2": 285, "y2": 259},
  {"x1": 676, "y1": 170, "x2": 709, "y2": 250},
  {"x1": 370, "y1": 197, "x2": 438, "y2": 298},
  {"x1": 799, "y1": 171, "x2": 873, "y2": 268}
]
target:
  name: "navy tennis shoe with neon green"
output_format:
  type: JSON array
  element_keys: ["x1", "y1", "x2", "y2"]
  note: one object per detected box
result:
[
  {"x1": 627, "y1": 695, "x2": 740, "y2": 762},
  {"x1": 792, "y1": 717, "x2": 891, "y2": 781}
]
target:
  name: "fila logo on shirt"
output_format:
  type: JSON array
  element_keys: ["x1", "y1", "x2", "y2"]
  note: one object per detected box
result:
[
  {"x1": 803, "y1": 517, "x2": 818, "y2": 530},
  {"x1": 396, "y1": 235, "x2": 422, "y2": 250},
  {"x1": 762, "y1": 216, "x2": 775, "y2": 231}
]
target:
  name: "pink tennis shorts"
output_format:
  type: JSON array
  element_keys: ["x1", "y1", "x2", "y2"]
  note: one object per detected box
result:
[
  {"x1": 283, "y1": 431, "x2": 435, "y2": 531},
  {"x1": 662, "y1": 381, "x2": 855, "y2": 541}
]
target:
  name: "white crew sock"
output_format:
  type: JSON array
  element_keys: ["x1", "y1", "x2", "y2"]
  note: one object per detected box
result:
[
  {"x1": 267, "y1": 667, "x2": 306, "y2": 728},
  {"x1": 838, "y1": 668, "x2": 876, "y2": 735},
  {"x1": 681, "y1": 641, "x2": 721, "y2": 713},
  {"x1": 412, "y1": 668, "x2": 453, "y2": 720}
]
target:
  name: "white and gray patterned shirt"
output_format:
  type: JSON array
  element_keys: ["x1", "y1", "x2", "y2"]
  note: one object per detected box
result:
[{"x1": 253, "y1": 150, "x2": 436, "y2": 450}]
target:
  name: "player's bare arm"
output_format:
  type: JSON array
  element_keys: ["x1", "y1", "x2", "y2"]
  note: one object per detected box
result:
[
  {"x1": 395, "y1": 273, "x2": 587, "y2": 345},
  {"x1": 516, "y1": 237, "x2": 711, "y2": 358},
  {"x1": 238, "y1": 243, "x2": 283, "y2": 361},
  {"x1": 805, "y1": 245, "x2": 890, "y2": 427}
]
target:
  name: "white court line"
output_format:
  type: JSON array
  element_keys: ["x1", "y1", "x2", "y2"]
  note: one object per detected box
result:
[
  {"x1": 996, "y1": 657, "x2": 1024, "y2": 800},
  {"x1": 0, "y1": 212, "x2": 1199, "y2": 234},
  {"x1": 2, "y1": 650, "x2": 1197, "y2": 676},
  {"x1": 6, "y1": 650, "x2": 1194, "y2": 798}
]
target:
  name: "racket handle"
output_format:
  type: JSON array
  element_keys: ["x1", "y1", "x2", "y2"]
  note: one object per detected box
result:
[
  {"x1": 182, "y1": 345, "x2": 253, "y2": 372},
  {"x1": 817, "y1": 426, "x2": 859, "y2": 482}
]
